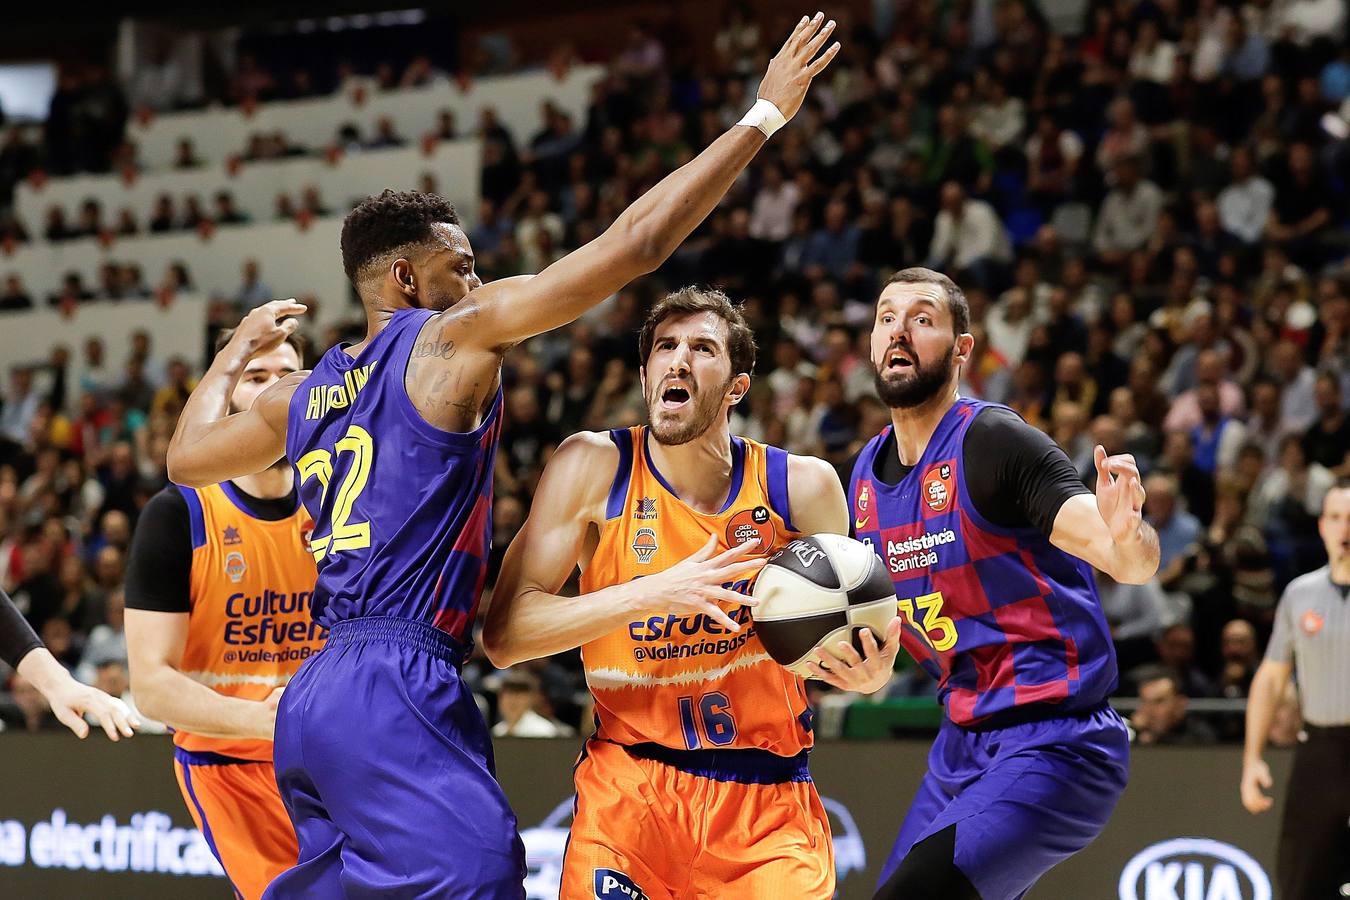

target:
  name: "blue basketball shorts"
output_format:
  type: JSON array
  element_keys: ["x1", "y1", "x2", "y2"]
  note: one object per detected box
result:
[
  {"x1": 878, "y1": 702, "x2": 1130, "y2": 900},
  {"x1": 264, "y1": 617, "x2": 525, "y2": 899}
]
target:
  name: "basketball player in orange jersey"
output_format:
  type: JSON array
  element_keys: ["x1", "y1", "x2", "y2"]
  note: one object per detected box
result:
[
  {"x1": 125, "y1": 331, "x2": 323, "y2": 900},
  {"x1": 485, "y1": 287, "x2": 903, "y2": 899}
]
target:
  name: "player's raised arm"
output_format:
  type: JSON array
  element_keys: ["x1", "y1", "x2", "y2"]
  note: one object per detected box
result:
[
  {"x1": 433, "y1": 14, "x2": 840, "y2": 351},
  {"x1": 1049, "y1": 445, "x2": 1160, "y2": 584},
  {"x1": 166, "y1": 300, "x2": 307, "y2": 487},
  {"x1": 483, "y1": 433, "x2": 766, "y2": 668}
]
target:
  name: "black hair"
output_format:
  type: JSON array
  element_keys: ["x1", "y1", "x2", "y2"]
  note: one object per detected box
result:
[{"x1": 340, "y1": 190, "x2": 459, "y2": 284}]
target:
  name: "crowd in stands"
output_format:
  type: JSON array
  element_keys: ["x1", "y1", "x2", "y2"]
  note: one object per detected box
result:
[{"x1": 2, "y1": 0, "x2": 1349, "y2": 741}]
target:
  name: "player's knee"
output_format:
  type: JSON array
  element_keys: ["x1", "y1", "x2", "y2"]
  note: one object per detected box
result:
[{"x1": 874, "y1": 825, "x2": 982, "y2": 900}]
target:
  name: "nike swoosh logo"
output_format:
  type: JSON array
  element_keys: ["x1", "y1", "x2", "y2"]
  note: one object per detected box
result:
[{"x1": 855, "y1": 516, "x2": 870, "y2": 530}]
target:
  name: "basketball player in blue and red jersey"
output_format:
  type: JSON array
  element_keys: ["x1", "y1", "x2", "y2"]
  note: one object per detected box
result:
[
  {"x1": 485, "y1": 287, "x2": 875, "y2": 899},
  {"x1": 163, "y1": 16, "x2": 841, "y2": 897},
  {"x1": 817, "y1": 267, "x2": 1159, "y2": 900}
]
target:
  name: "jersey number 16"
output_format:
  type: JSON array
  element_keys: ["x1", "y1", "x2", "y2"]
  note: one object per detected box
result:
[{"x1": 678, "y1": 692, "x2": 737, "y2": 750}]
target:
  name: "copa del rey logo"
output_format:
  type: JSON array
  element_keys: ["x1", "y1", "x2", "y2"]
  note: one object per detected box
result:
[
  {"x1": 923, "y1": 463, "x2": 954, "y2": 512},
  {"x1": 1118, "y1": 838, "x2": 1271, "y2": 900}
]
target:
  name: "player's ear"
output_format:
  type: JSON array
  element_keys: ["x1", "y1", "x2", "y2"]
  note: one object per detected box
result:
[
  {"x1": 727, "y1": 373, "x2": 751, "y2": 406},
  {"x1": 390, "y1": 259, "x2": 417, "y2": 298},
  {"x1": 954, "y1": 332, "x2": 975, "y2": 366}
]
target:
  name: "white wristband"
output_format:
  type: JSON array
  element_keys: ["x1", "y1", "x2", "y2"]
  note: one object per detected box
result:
[{"x1": 738, "y1": 98, "x2": 787, "y2": 139}]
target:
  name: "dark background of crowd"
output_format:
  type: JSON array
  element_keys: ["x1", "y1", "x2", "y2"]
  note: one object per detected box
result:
[{"x1": 1, "y1": 0, "x2": 1347, "y2": 742}]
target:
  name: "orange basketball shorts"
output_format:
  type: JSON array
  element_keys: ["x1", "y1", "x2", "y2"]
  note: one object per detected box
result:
[
  {"x1": 561, "y1": 738, "x2": 834, "y2": 899},
  {"x1": 173, "y1": 748, "x2": 299, "y2": 900}
]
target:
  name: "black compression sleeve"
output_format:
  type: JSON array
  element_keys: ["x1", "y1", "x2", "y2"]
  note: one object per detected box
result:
[
  {"x1": 0, "y1": 589, "x2": 43, "y2": 669},
  {"x1": 124, "y1": 488, "x2": 193, "y2": 614},
  {"x1": 964, "y1": 407, "x2": 1090, "y2": 535}
]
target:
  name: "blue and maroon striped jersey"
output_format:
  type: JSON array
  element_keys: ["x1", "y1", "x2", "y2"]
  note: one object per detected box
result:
[
  {"x1": 286, "y1": 308, "x2": 501, "y2": 642},
  {"x1": 848, "y1": 398, "x2": 1117, "y2": 726}
]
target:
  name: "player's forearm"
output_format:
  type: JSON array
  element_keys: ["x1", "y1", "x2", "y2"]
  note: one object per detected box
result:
[
  {"x1": 521, "y1": 126, "x2": 766, "y2": 338},
  {"x1": 1, "y1": 589, "x2": 43, "y2": 670},
  {"x1": 16, "y1": 647, "x2": 76, "y2": 697},
  {"x1": 166, "y1": 344, "x2": 250, "y2": 485},
  {"x1": 483, "y1": 582, "x2": 648, "y2": 668},
  {"x1": 132, "y1": 665, "x2": 271, "y2": 741},
  {"x1": 613, "y1": 124, "x2": 766, "y2": 267},
  {"x1": 1242, "y1": 664, "x2": 1285, "y2": 764}
]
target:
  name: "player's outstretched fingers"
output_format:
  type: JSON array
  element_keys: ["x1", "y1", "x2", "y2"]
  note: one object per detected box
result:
[
  {"x1": 710, "y1": 537, "x2": 761, "y2": 565},
  {"x1": 1105, "y1": 456, "x2": 1140, "y2": 481},
  {"x1": 882, "y1": 615, "x2": 905, "y2": 645},
  {"x1": 53, "y1": 705, "x2": 91, "y2": 740},
  {"x1": 113, "y1": 699, "x2": 140, "y2": 737},
  {"x1": 1129, "y1": 476, "x2": 1145, "y2": 512},
  {"x1": 802, "y1": 18, "x2": 837, "y2": 59},
  {"x1": 266, "y1": 297, "x2": 308, "y2": 316},
  {"x1": 714, "y1": 587, "x2": 759, "y2": 607},
  {"x1": 859, "y1": 625, "x2": 882, "y2": 659},
  {"x1": 688, "y1": 532, "x2": 721, "y2": 562},
  {"x1": 705, "y1": 603, "x2": 742, "y2": 633},
  {"x1": 806, "y1": 41, "x2": 842, "y2": 77},
  {"x1": 803, "y1": 659, "x2": 843, "y2": 688},
  {"x1": 715, "y1": 557, "x2": 769, "y2": 583},
  {"x1": 786, "y1": 13, "x2": 816, "y2": 51},
  {"x1": 830, "y1": 638, "x2": 864, "y2": 668}
]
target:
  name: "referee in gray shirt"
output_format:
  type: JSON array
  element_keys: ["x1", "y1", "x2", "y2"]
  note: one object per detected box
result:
[{"x1": 1241, "y1": 478, "x2": 1350, "y2": 899}]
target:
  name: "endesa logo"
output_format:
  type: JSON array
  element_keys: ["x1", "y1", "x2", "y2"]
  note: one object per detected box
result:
[{"x1": 1118, "y1": 838, "x2": 1271, "y2": 900}]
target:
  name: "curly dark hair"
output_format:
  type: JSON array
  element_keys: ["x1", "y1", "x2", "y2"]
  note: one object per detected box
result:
[
  {"x1": 638, "y1": 286, "x2": 757, "y2": 376},
  {"x1": 340, "y1": 189, "x2": 460, "y2": 284}
]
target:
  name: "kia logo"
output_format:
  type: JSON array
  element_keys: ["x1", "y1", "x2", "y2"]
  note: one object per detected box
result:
[{"x1": 1118, "y1": 838, "x2": 1271, "y2": 900}]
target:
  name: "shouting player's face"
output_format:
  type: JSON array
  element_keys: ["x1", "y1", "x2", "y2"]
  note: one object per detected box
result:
[
  {"x1": 870, "y1": 282, "x2": 963, "y2": 409},
  {"x1": 642, "y1": 312, "x2": 746, "y2": 446},
  {"x1": 398, "y1": 222, "x2": 482, "y2": 312},
  {"x1": 230, "y1": 342, "x2": 302, "y2": 415}
]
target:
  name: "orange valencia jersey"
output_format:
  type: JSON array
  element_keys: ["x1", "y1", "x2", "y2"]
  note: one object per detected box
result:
[
  {"x1": 176, "y1": 483, "x2": 325, "y2": 760},
  {"x1": 579, "y1": 426, "x2": 813, "y2": 756}
]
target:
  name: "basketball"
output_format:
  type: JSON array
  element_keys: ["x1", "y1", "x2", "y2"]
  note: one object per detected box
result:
[{"x1": 751, "y1": 533, "x2": 898, "y2": 677}]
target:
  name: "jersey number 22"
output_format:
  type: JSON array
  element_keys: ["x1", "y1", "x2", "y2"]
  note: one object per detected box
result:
[{"x1": 296, "y1": 425, "x2": 375, "y2": 562}]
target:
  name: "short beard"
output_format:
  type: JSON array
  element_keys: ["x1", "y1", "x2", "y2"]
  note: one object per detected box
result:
[
  {"x1": 874, "y1": 344, "x2": 955, "y2": 409},
  {"x1": 648, "y1": 377, "x2": 730, "y2": 446}
]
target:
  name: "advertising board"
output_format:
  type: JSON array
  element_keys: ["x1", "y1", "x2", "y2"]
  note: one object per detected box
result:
[{"x1": 0, "y1": 735, "x2": 1286, "y2": 898}]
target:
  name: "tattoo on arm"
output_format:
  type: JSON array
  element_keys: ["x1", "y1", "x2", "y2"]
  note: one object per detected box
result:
[{"x1": 412, "y1": 340, "x2": 457, "y2": 360}]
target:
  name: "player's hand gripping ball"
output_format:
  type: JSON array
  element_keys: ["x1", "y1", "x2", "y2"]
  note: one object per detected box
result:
[{"x1": 751, "y1": 534, "x2": 898, "y2": 677}]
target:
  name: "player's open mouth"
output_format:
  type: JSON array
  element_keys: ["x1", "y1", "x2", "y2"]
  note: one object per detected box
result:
[
  {"x1": 886, "y1": 348, "x2": 915, "y2": 370},
  {"x1": 661, "y1": 385, "x2": 691, "y2": 409}
]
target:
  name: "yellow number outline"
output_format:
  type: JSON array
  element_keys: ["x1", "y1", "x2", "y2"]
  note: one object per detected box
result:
[
  {"x1": 898, "y1": 591, "x2": 958, "y2": 652},
  {"x1": 296, "y1": 425, "x2": 375, "y2": 562}
]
